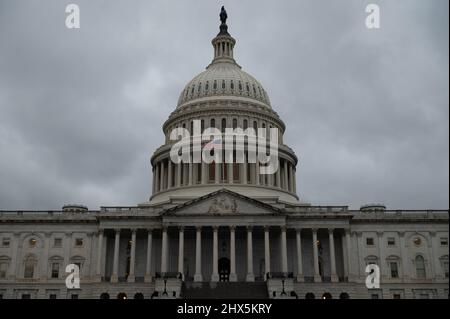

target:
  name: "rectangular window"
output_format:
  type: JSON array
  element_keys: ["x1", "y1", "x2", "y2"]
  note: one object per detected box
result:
[
  {"x1": 390, "y1": 262, "x2": 399, "y2": 278},
  {"x1": 0, "y1": 294, "x2": 3, "y2": 299},
  {"x1": 420, "y1": 293, "x2": 429, "y2": 299},
  {"x1": 54, "y1": 238, "x2": 62, "y2": 247},
  {"x1": 440, "y1": 237, "x2": 448, "y2": 246},
  {"x1": 21, "y1": 294, "x2": 31, "y2": 299},
  {"x1": 75, "y1": 238, "x2": 83, "y2": 247},
  {"x1": 1, "y1": 237, "x2": 10, "y2": 247},
  {"x1": 393, "y1": 294, "x2": 401, "y2": 299},
  {"x1": 0, "y1": 263, "x2": 7, "y2": 279},
  {"x1": 443, "y1": 261, "x2": 449, "y2": 278},
  {"x1": 366, "y1": 238, "x2": 374, "y2": 246},
  {"x1": 51, "y1": 263, "x2": 59, "y2": 279},
  {"x1": 387, "y1": 237, "x2": 396, "y2": 246},
  {"x1": 71, "y1": 294, "x2": 79, "y2": 299},
  {"x1": 371, "y1": 294, "x2": 379, "y2": 299},
  {"x1": 49, "y1": 294, "x2": 57, "y2": 299}
]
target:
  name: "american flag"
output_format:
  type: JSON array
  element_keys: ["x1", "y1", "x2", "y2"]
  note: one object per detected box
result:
[{"x1": 203, "y1": 138, "x2": 222, "y2": 150}]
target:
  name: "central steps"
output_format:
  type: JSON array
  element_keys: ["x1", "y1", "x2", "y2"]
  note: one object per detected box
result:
[{"x1": 181, "y1": 282, "x2": 269, "y2": 299}]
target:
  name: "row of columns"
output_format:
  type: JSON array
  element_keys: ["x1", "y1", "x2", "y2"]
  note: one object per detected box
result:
[
  {"x1": 99, "y1": 227, "x2": 350, "y2": 283},
  {"x1": 152, "y1": 157, "x2": 296, "y2": 194}
]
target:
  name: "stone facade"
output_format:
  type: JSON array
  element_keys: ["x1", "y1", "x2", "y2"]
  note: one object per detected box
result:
[{"x1": 0, "y1": 10, "x2": 448, "y2": 299}]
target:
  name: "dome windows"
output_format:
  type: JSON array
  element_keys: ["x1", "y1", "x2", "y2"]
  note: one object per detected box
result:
[
  {"x1": 238, "y1": 81, "x2": 242, "y2": 91},
  {"x1": 222, "y1": 80, "x2": 226, "y2": 90},
  {"x1": 205, "y1": 81, "x2": 209, "y2": 91},
  {"x1": 213, "y1": 80, "x2": 217, "y2": 90},
  {"x1": 230, "y1": 80, "x2": 234, "y2": 90}
]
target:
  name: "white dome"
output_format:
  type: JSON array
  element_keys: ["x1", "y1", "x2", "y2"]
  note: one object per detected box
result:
[{"x1": 177, "y1": 62, "x2": 271, "y2": 108}]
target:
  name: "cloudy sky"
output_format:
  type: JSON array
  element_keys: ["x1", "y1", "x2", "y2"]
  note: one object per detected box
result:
[{"x1": 0, "y1": 0, "x2": 448, "y2": 210}]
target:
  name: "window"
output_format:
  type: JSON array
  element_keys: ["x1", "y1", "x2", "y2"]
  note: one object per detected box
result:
[
  {"x1": 24, "y1": 255, "x2": 36, "y2": 279},
  {"x1": 387, "y1": 237, "x2": 396, "y2": 246},
  {"x1": 230, "y1": 80, "x2": 234, "y2": 90},
  {"x1": 49, "y1": 294, "x2": 57, "y2": 299},
  {"x1": 2, "y1": 237, "x2": 10, "y2": 247},
  {"x1": 213, "y1": 80, "x2": 217, "y2": 90},
  {"x1": 0, "y1": 262, "x2": 8, "y2": 279},
  {"x1": 222, "y1": 80, "x2": 225, "y2": 89},
  {"x1": 210, "y1": 119, "x2": 215, "y2": 128},
  {"x1": 371, "y1": 294, "x2": 379, "y2": 299},
  {"x1": 29, "y1": 238, "x2": 37, "y2": 247},
  {"x1": 205, "y1": 81, "x2": 209, "y2": 91},
  {"x1": 390, "y1": 262, "x2": 399, "y2": 278},
  {"x1": 442, "y1": 260, "x2": 449, "y2": 278},
  {"x1": 54, "y1": 238, "x2": 62, "y2": 248},
  {"x1": 415, "y1": 255, "x2": 426, "y2": 278},
  {"x1": 21, "y1": 294, "x2": 31, "y2": 299},
  {"x1": 221, "y1": 118, "x2": 226, "y2": 133},
  {"x1": 413, "y1": 237, "x2": 422, "y2": 246},
  {"x1": 232, "y1": 119, "x2": 237, "y2": 129},
  {"x1": 393, "y1": 294, "x2": 401, "y2": 299},
  {"x1": 71, "y1": 294, "x2": 79, "y2": 299},
  {"x1": 440, "y1": 237, "x2": 448, "y2": 246},
  {"x1": 419, "y1": 293, "x2": 429, "y2": 299},
  {"x1": 51, "y1": 263, "x2": 60, "y2": 279},
  {"x1": 366, "y1": 238, "x2": 374, "y2": 246},
  {"x1": 75, "y1": 238, "x2": 83, "y2": 247}
]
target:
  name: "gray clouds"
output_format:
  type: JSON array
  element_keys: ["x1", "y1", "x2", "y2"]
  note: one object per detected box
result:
[{"x1": 0, "y1": 0, "x2": 448, "y2": 210}]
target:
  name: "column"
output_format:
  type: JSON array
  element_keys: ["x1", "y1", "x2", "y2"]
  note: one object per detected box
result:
[
  {"x1": 296, "y1": 229, "x2": 304, "y2": 282},
  {"x1": 399, "y1": 231, "x2": 409, "y2": 281},
  {"x1": 255, "y1": 163, "x2": 260, "y2": 186},
  {"x1": 145, "y1": 229, "x2": 153, "y2": 282},
  {"x1": 345, "y1": 229, "x2": 353, "y2": 281},
  {"x1": 242, "y1": 154, "x2": 247, "y2": 184},
  {"x1": 201, "y1": 162, "x2": 207, "y2": 184},
  {"x1": 159, "y1": 160, "x2": 165, "y2": 191},
  {"x1": 328, "y1": 228, "x2": 338, "y2": 282},
  {"x1": 289, "y1": 164, "x2": 294, "y2": 192},
  {"x1": 246, "y1": 226, "x2": 254, "y2": 281},
  {"x1": 161, "y1": 227, "x2": 168, "y2": 274},
  {"x1": 188, "y1": 162, "x2": 193, "y2": 186},
  {"x1": 155, "y1": 164, "x2": 160, "y2": 192},
  {"x1": 111, "y1": 229, "x2": 120, "y2": 283},
  {"x1": 429, "y1": 231, "x2": 438, "y2": 279},
  {"x1": 152, "y1": 166, "x2": 156, "y2": 194},
  {"x1": 8, "y1": 233, "x2": 20, "y2": 280},
  {"x1": 194, "y1": 227, "x2": 203, "y2": 282},
  {"x1": 281, "y1": 226, "x2": 288, "y2": 273},
  {"x1": 215, "y1": 161, "x2": 220, "y2": 184},
  {"x1": 41, "y1": 233, "x2": 51, "y2": 281},
  {"x1": 178, "y1": 227, "x2": 184, "y2": 280},
  {"x1": 312, "y1": 229, "x2": 321, "y2": 282},
  {"x1": 176, "y1": 163, "x2": 182, "y2": 187},
  {"x1": 211, "y1": 226, "x2": 219, "y2": 282},
  {"x1": 276, "y1": 159, "x2": 281, "y2": 188},
  {"x1": 228, "y1": 162, "x2": 233, "y2": 183},
  {"x1": 292, "y1": 168, "x2": 297, "y2": 193},
  {"x1": 283, "y1": 159, "x2": 288, "y2": 190},
  {"x1": 167, "y1": 161, "x2": 173, "y2": 189},
  {"x1": 229, "y1": 226, "x2": 237, "y2": 281},
  {"x1": 264, "y1": 227, "x2": 271, "y2": 280},
  {"x1": 127, "y1": 229, "x2": 137, "y2": 282},
  {"x1": 377, "y1": 231, "x2": 384, "y2": 279},
  {"x1": 96, "y1": 230, "x2": 104, "y2": 281}
]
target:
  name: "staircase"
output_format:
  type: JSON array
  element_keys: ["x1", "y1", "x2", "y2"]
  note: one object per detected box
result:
[{"x1": 181, "y1": 282, "x2": 269, "y2": 299}]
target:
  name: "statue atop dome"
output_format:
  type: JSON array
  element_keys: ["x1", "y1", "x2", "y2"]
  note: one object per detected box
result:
[{"x1": 220, "y1": 6, "x2": 228, "y2": 24}]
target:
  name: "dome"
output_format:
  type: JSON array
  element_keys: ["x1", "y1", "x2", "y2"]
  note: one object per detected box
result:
[
  {"x1": 176, "y1": 19, "x2": 271, "y2": 109},
  {"x1": 177, "y1": 62, "x2": 272, "y2": 109}
]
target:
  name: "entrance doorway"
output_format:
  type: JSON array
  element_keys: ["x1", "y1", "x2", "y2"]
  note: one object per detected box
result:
[{"x1": 218, "y1": 257, "x2": 230, "y2": 282}]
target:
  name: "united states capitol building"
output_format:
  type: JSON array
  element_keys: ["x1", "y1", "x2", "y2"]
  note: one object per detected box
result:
[{"x1": 0, "y1": 8, "x2": 448, "y2": 300}]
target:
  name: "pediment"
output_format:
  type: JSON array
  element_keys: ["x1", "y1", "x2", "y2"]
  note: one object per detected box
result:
[{"x1": 162, "y1": 189, "x2": 282, "y2": 216}]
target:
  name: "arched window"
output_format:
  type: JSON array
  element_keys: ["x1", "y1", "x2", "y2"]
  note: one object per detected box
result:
[
  {"x1": 440, "y1": 255, "x2": 449, "y2": 278},
  {"x1": 117, "y1": 293, "x2": 127, "y2": 299},
  {"x1": 100, "y1": 293, "x2": 110, "y2": 299},
  {"x1": 213, "y1": 80, "x2": 217, "y2": 90},
  {"x1": 232, "y1": 119, "x2": 237, "y2": 129},
  {"x1": 415, "y1": 255, "x2": 426, "y2": 278},
  {"x1": 221, "y1": 118, "x2": 227, "y2": 133},
  {"x1": 24, "y1": 255, "x2": 37, "y2": 279},
  {"x1": 243, "y1": 119, "x2": 248, "y2": 130},
  {"x1": 222, "y1": 80, "x2": 226, "y2": 89},
  {"x1": 322, "y1": 292, "x2": 332, "y2": 299},
  {"x1": 205, "y1": 81, "x2": 209, "y2": 91},
  {"x1": 230, "y1": 80, "x2": 234, "y2": 90},
  {"x1": 339, "y1": 292, "x2": 350, "y2": 299},
  {"x1": 305, "y1": 293, "x2": 315, "y2": 299}
]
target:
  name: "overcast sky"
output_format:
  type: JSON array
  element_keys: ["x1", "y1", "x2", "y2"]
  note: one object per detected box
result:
[{"x1": 0, "y1": 0, "x2": 448, "y2": 210}]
